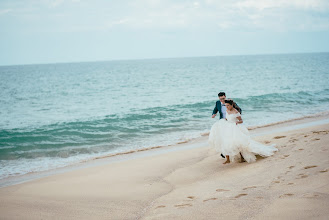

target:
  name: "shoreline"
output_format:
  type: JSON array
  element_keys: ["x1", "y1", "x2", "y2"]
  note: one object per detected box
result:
[
  {"x1": 1, "y1": 112, "x2": 329, "y2": 189},
  {"x1": 0, "y1": 115, "x2": 328, "y2": 219}
]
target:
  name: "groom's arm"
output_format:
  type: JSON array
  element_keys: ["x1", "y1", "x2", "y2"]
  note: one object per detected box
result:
[{"x1": 212, "y1": 102, "x2": 218, "y2": 115}]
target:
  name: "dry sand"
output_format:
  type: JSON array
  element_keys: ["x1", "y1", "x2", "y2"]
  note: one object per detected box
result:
[{"x1": 0, "y1": 120, "x2": 328, "y2": 220}]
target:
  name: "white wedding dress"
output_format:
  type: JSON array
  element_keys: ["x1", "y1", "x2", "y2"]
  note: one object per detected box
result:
[{"x1": 209, "y1": 112, "x2": 278, "y2": 163}]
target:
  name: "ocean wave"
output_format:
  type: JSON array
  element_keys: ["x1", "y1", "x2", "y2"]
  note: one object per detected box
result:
[
  {"x1": 236, "y1": 90, "x2": 329, "y2": 109},
  {"x1": 0, "y1": 100, "x2": 213, "y2": 162}
]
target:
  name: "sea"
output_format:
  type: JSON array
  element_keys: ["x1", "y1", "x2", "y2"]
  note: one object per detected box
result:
[{"x1": 1, "y1": 53, "x2": 329, "y2": 180}]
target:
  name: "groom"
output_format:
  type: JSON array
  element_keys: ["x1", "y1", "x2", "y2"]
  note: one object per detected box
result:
[
  {"x1": 211, "y1": 92, "x2": 242, "y2": 158},
  {"x1": 212, "y1": 92, "x2": 228, "y2": 120}
]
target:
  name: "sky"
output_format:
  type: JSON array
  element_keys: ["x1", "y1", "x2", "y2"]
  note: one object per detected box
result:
[{"x1": 0, "y1": 0, "x2": 329, "y2": 65}]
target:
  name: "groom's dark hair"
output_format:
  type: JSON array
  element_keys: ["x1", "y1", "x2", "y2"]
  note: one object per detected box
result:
[{"x1": 218, "y1": 92, "x2": 226, "y2": 97}]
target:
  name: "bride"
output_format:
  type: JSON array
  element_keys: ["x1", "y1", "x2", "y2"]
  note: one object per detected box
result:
[{"x1": 209, "y1": 99, "x2": 277, "y2": 164}]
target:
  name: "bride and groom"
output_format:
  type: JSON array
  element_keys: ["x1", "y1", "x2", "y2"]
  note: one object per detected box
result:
[{"x1": 209, "y1": 92, "x2": 277, "y2": 164}]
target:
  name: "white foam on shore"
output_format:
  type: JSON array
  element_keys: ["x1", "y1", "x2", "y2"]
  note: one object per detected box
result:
[
  {"x1": 1, "y1": 112, "x2": 329, "y2": 188},
  {"x1": 252, "y1": 118, "x2": 329, "y2": 137}
]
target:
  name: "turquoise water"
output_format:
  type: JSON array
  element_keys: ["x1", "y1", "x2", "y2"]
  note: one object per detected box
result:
[{"x1": 1, "y1": 53, "x2": 329, "y2": 179}]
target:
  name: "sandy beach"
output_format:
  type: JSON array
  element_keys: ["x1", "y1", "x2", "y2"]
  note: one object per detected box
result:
[{"x1": 0, "y1": 117, "x2": 329, "y2": 220}]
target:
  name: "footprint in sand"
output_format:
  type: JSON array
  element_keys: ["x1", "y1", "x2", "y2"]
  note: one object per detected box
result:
[
  {"x1": 156, "y1": 205, "x2": 166, "y2": 209},
  {"x1": 235, "y1": 193, "x2": 248, "y2": 198},
  {"x1": 187, "y1": 196, "x2": 195, "y2": 200},
  {"x1": 298, "y1": 148, "x2": 304, "y2": 151},
  {"x1": 312, "y1": 138, "x2": 320, "y2": 141},
  {"x1": 174, "y1": 204, "x2": 192, "y2": 208},
  {"x1": 279, "y1": 193, "x2": 294, "y2": 198},
  {"x1": 243, "y1": 186, "x2": 257, "y2": 190},
  {"x1": 312, "y1": 130, "x2": 329, "y2": 134},
  {"x1": 288, "y1": 166, "x2": 295, "y2": 169},
  {"x1": 274, "y1": 136, "x2": 286, "y2": 139},
  {"x1": 302, "y1": 193, "x2": 319, "y2": 198},
  {"x1": 304, "y1": 165, "x2": 317, "y2": 169},
  {"x1": 319, "y1": 169, "x2": 328, "y2": 173},
  {"x1": 203, "y1": 198, "x2": 218, "y2": 202},
  {"x1": 289, "y1": 139, "x2": 298, "y2": 143},
  {"x1": 216, "y1": 189, "x2": 230, "y2": 192},
  {"x1": 297, "y1": 174, "x2": 308, "y2": 179}
]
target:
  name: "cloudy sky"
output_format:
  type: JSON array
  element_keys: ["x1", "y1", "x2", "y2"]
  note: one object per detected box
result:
[{"x1": 0, "y1": 0, "x2": 329, "y2": 65}]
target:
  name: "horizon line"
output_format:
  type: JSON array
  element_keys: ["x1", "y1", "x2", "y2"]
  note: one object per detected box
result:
[{"x1": 0, "y1": 51, "x2": 328, "y2": 67}]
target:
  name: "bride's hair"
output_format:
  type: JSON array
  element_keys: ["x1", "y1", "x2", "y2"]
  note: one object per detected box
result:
[
  {"x1": 225, "y1": 99, "x2": 242, "y2": 114},
  {"x1": 224, "y1": 99, "x2": 234, "y2": 105}
]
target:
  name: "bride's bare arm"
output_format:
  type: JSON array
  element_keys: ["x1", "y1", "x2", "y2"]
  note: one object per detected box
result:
[{"x1": 236, "y1": 116, "x2": 243, "y2": 125}]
